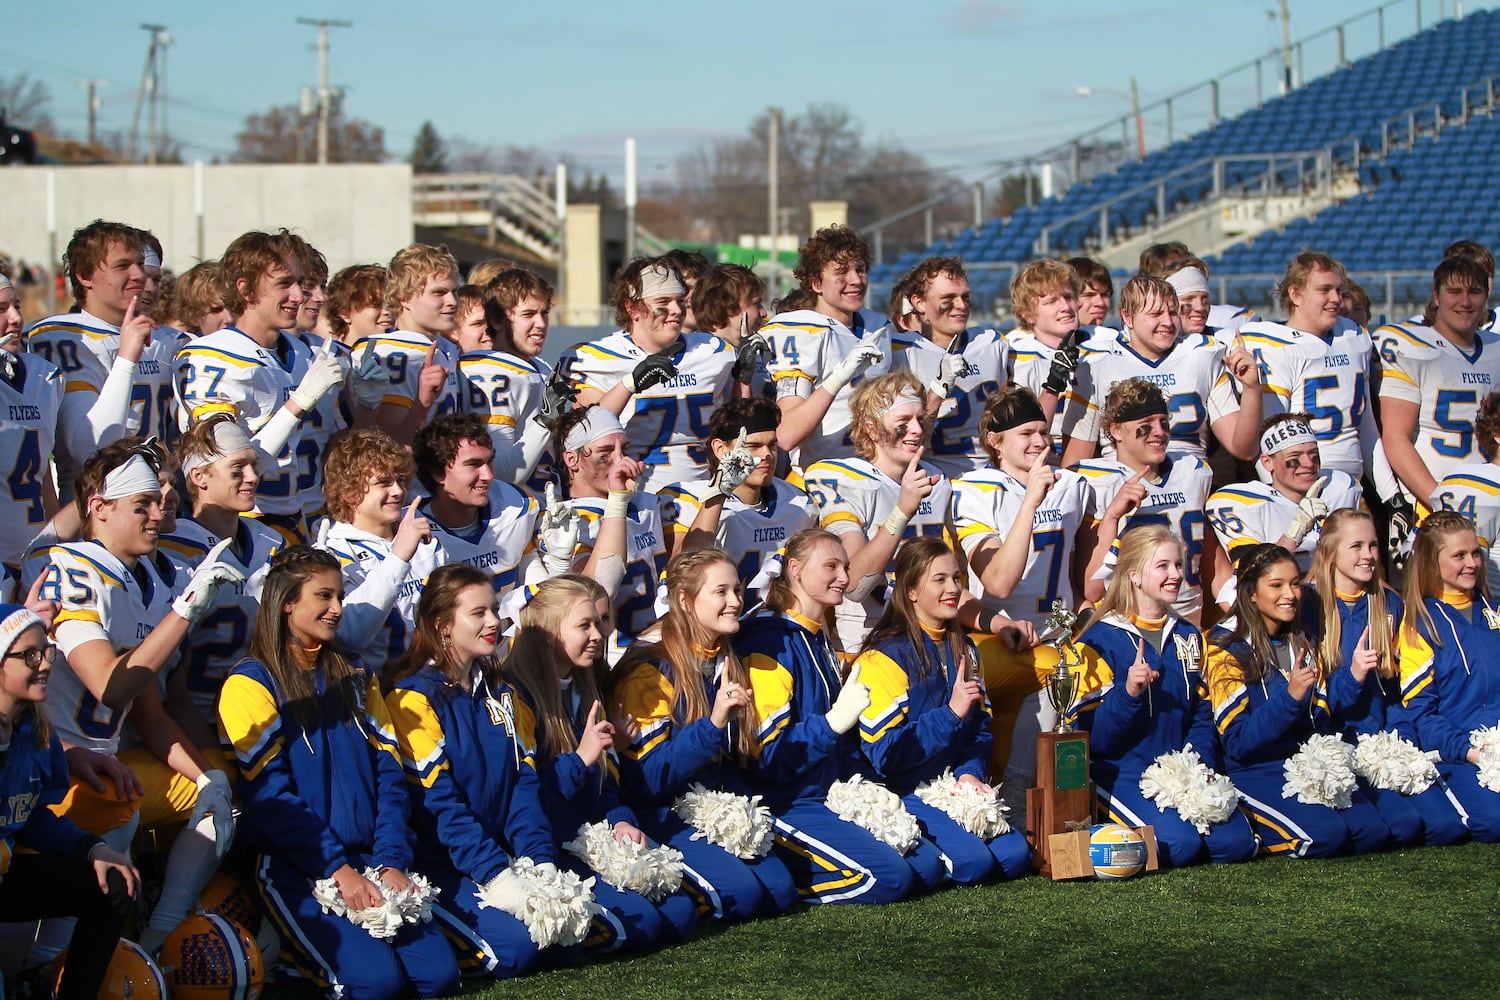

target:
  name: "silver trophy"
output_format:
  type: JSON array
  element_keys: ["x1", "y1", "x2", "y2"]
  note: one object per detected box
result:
[{"x1": 1043, "y1": 599, "x2": 1084, "y2": 733}]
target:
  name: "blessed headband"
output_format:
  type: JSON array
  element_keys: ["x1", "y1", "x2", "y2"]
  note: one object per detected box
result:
[
  {"x1": 878, "y1": 388, "x2": 925, "y2": 420},
  {"x1": 1166, "y1": 265, "x2": 1209, "y2": 298},
  {"x1": 93, "y1": 455, "x2": 161, "y2": 502},
  {"x1": 1110, "y1": 397, "x2": 1169, "y2": 424},
  {"x1": 563, "y1": 408, "x2": 626, "y2": 452},
  {"x1": 987, "y1": 395, "x2": 1048, "y2": 433},
  {"x1": 638, "y1": 264, "x2": 686, "y2": 300},
  {"x1": 1260, "y1": 419, "x2": 1317, "y2": 456},
  {"x1": 181, "y1": 419, "x2": 255, "y2": 479},
  {"x1": 714, "y1": 409, "x2": 779, "y2": 440}
]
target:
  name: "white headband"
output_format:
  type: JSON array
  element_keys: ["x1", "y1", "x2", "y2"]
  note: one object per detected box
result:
[
  {"x1": 181, "y1": 419, "x2": 254, "y2": 479},
  {"x1": 1261, "y1": 419, "x2": 1317, "y2": 456},
  {"x1": 142, "y1": 247, "x2": 162, "y2": 270},
  {"x1": 879, "y1": 388, "x2": 925, "y2": 420},
  {"x1": 1166, "y1": 266, "x2": 1209, "y2": 298},
  {"x1": 0, "y1": 274, "x2": 12, "y2": 293},
  {"x1": 94, "y1": 455, "x2": 161, "y2": 502},
  {"x1": 638, "y1": 264, "x2": 686, "y2": 300},
  {"x1": 563, "y1": 408, "x2": 626, "y2": 453}
]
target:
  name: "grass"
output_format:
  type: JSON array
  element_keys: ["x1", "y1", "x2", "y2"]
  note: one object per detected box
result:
[{"x1": 272, "y1": 842, "x2": 1500, "y2": 999}]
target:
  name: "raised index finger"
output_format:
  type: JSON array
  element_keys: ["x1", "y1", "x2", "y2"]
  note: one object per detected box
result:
[
  {"x1": 1357, "y1": 625, "x2": 1370, "y2": 650},
  {"x1": 123, "y1": 295, "x2": 139, "y2": 325},
  {"x1": 906, "y1": 445, "x2": 925, "y2": 475}
]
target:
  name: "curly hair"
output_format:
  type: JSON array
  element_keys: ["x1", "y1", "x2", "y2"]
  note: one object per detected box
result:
[
  {"x1": 793, "y1": 225, "x2": 870, "y2": 296},
  {"x1": 322, "y1": 429, "x2": 414, "y2": 524},
  {"x1": 903, "y1": 256, "x2": 967, "y2": 302},
  {"x1": 1101, "y1": 376, "x2": 1168, "y2": 428},
  {"x1": 608, "y1": 256, "x2": 682, "y2": 328},
  {"x1": 221, "y1": 230, "x2": 306, "y2": 317},
  {"x1": 848, "y1": 370, "x2": 928, "y2": 460},
  {"x1": 691, "y1": 264, "x2": 762, "y2": 333},
  {"x1": 171, "y1": 261, "x2": 225, "y2": 333},
  {"x1": 412, "y1": 413, "x2": 493, "y2": 494},
  {"x1": 326, "y1": 264, "x2": 387, "y2": 339}
]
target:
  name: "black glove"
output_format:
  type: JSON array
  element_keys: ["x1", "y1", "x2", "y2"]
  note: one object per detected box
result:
[
  {"x1": 1387, "y1": 492, "x2": 1417, "y2": 576},
  {"x1": 1042, "y1": 328, "x2": 1084, "y2": 395},
  {"x1": 732, "y1": 333, "x2": 771, "y2": 385},
  {"x1": 535, "y1": 368, "x2": 579, "y2": 430},
  {"x1": 625, "y1": 346, "x2": 679, "y2": 394}
]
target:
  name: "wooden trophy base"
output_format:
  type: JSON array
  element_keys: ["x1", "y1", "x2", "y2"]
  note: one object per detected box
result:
[{"x1": 1026, "y1": 729, "x2": 1094, "y2": 879}]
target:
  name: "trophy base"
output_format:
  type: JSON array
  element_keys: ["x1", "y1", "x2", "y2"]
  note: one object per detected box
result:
[{"x1": 1027, "y1": 730, "x2": 1095, "y2": 879}]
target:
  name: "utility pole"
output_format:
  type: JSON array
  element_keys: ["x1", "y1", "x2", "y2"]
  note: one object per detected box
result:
[
  {"x1": 1129, "y1": 76, "x2": 1146, "y2": 160},
  {"x1": 129, "y1": 24, "x2": 169, "y2": 163},
  {"x1": 74, "y1": 79, "x2": 106, "y2": 146},
  {"x1": 297, "y1": 17, "x2": 352, "y2": 164},
  {"x1": 624, "y1": 137, "x2": 638, "y2": 262},
  {"x1": 1279, "y1": 0, "x2": 1294, "y2": 94},
  {"x1": 767, "y1": 107, "x2": 782, "y2": 300}
]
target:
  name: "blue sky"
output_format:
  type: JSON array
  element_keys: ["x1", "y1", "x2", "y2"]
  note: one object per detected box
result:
[{"x1": 7, "y1": 0, "x2": 1479, "y2": 182}]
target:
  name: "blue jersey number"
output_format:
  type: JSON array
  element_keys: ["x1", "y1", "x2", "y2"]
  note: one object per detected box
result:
[
  {"x1": 7, "y1": 428, "x2": 43, "y2": 525},
  {"x1": 1032, "y1": 528, "x2": 1066, "y2": 615},
  {"x1": 1431, "y1": 389, "x2": 1477, "y2": 459},
  {"x1": 932, "y1": 380, "x2": 1001, "y2": 457}
]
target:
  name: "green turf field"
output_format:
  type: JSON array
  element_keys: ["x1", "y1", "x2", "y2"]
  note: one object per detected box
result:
[{"x1": 309, "y1": 842, "x2": 1497, "y2": 999}]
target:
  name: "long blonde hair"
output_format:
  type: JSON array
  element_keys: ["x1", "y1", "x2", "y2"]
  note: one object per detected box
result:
[
  {"x1": 1310, "y1": 509, "x2": 1394, "y2": 679},
  {"x1": 615, "y1": 548, "x2": 759, "y2": 759},
  {"x1": 503, "y1": 575, "x2": 607, "y2": 759},
  {"x1": 1400, "y1": 510, "x2": 1485, "y2": 649},
  {"x1": 1093, "y1": 524, "x2": 1181, "y2": 625}
]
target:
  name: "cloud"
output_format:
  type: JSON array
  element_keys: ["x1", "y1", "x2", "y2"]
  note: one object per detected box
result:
[{"x1": 948, "y1": 0, "x2": 1022, "y2": 31}]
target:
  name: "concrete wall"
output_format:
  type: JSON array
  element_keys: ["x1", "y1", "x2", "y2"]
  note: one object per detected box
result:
[{"x1": 0, "y1": 163, "x2": 413, "y2": 274}]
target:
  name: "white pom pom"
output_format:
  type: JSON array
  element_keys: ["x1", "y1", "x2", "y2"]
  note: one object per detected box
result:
[
  {"x1": 671, "y1": 783, "x2": 776, "y2": 859},
  {"x1": 825, "y1": 775, "x2": 922, "y2": 855},
  {"x1": 1471, "y1": 725, "x2": 1500, "y2": 792},
  {"x1": 914, "y1": 769, "x2": 1011, "y2": 839},
  {"x1": 563, "y1": 821, "x2": 686, "y2": 902},
  {"x1": 1352, "y1": 731, "x2": 1437, "y2": 795},
  {"x1": 1282, "y1": 734, "x2": 1357, "y2": 809},
  {"x1": 310, "y1": 868, "x2": 441, "y2": 940},
  {"x1": 475, "y1": 857, "x2": 602, "y2": 948},
  {"x1": 1138, "y1": 747, "x2": 1240, "y2": 835}
]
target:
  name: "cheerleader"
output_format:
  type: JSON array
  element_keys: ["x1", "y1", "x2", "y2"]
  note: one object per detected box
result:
[
  {"x1": 1071, "y1": 525, "x2": 1258, "y2": 867},
  {"x1": 1304, "y1": 510, "x2": 1466, "y2": 846},
  {"x1": 735, "y1": 529, "x2": 946, "y2": 903},
  {"x1": 612, "y1": 548, "x2": 799, "y2": 922},
  {"x1": 382, "y1": 564, "x2": 558, "y2": 979},
  {"x1": 1204, "y1": 544, "x2": 1391, "y2": 858},
  {"x1": 218, "y1": 547, "x2": 460, "y2": 1000},
  {"x1": 500, "y1": 572, "x2": 701, "y2": 949},
  {"x1": 1397, "y1": 510, "x2": 1500, "y2": 841},
  {"x1": 853, "y1": 537, "x2": 1032, "y2": 883},
  {"x1": 0, "y1": 604, "x2": 137, "y2": 1000}
]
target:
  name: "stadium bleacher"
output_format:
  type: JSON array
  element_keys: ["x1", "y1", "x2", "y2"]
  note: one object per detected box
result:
[{"x1": 872, "y1": 8, "x2": 1500, "y2": 312}]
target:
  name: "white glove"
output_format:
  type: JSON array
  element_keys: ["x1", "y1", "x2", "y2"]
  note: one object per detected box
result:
[
  {"x1": 706, "y1": 429, "x2": 756, "y2": 501},
  {"x1": 289, "y1": 338, "x2": 347, "y2": 412},
  {"x1": 825, "y1": 663, "x2": 870, "y2": 735},
  {"x1": 540, "y1": 483, "x2": 580, "y2": 576},
  {"x1": 349, "y1": 341, "x2": 391, "y2": 410},
  {"x1": 172, "y1": 537, "x2": 246, "y2": 624},
  {"x1": 533, "y1": 861, "x2": 559, "y2": 879},
  {"x1": 477, "y1": 866, "x2": 530, "y2": 914},
  {"x1": 1284, "y1": 477, "x2": 1330, "y2": 545},
  {"x1": 926, "y1": 352, "x2": 965, "y2": 400},
  {"x1": 820, "y1": 343, "x2": 883, "y2": 397},
  {"x1": 190, "y1": 769, "x2": 236, "y2": 857}
]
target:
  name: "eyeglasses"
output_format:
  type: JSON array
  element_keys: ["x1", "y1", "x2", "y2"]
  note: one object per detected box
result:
[{"x1": 5, "y1": 645, "x2": 58, "y2": 670}]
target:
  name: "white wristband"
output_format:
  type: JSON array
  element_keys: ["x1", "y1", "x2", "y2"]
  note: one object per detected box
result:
[
  {"x1": 883, "y1": 508, "x2": 911, "y2": 538},
  {"x1": 604, "y1": 490, "x2": 632, "y2": 519}
]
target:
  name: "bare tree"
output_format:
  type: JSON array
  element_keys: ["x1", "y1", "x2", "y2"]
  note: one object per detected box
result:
[
  {"x1": 0, "y1": 75, "x2": 55, "y2": 133},
  {"x1": 235, "y1": 104, "x2": 386, "y2": 163}
]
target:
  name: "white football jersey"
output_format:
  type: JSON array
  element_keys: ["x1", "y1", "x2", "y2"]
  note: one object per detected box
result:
[
  {"x1": 175, "y1": 327, "x2": 321, "y2": 518},
  {"x1": 802, "y1": 456, "x2": 951, "y2": 651},
  {"x1": 1205, "y1": 470, "x2": 1364, "y2": 574},
  {"x1": 561, "y1": 331, "x2": 735, "y2": 493},
  {"x1": 951, "y1": 466, "x2": 1093, "y2": 626},
  {"x1": 655, "y1": 477, "x2": 818, "y2": 587},
  {"x1": 27, "y1": 310, "x2": 177, "y2": 499},
  {"x1": 0, "y1": 355, "x2": 64, "y2": 572},
  {"x1": 1061, "y1": 333, "x2": 1239, "y2": 461},
  {"x1": 295, "y1": 332, "x2": 351, "y2": 519},
  {"x1": 761, "y1": 309, "x2": 893, "y2": 469},
  {"x1": 352, "y1": 329, "x2": 461, "y2": 419},
  {"x1": 1239, "y1": 318, "x2": 1376, "y2": 477},
  {"x1": 1431, "y1": 463, "x2": 1500, "y2": 596},
  {"x1": 457, "y1": 349, "x2": 556, "y2": 494},
  {"x1": 1003, "y1": 328, "x2": 1112, "y2": 436},
  {"x1": 320, "y1": 522, "x2": 443, "y2": 669},
  {"x1": 1207, "y1": 304, "x2": 1256, "y2": 347},
  {"x1": 39, "y1": 541, "x2": 179, "y2": 754},
  {"x1": 891, "y1": 328, "x2": 1010, "y2": 479},
  {"x1": 1074, "y1": 455, "x2": 1214, "y2": 617},
  {"x1": 156, "y1": 514, "x2": 283, "y2": 728},
  {"x1": 571, "y1": 494, "x2": 668, "y2": 666},
  {"x1": 1376, "y1": 323, "x2": 1500, "y2": 486}
]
